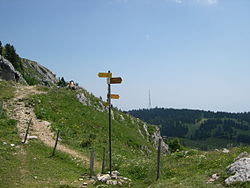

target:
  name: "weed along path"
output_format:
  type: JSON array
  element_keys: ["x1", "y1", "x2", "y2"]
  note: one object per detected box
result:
[{"x1": 5, "y1": 84, "x2": 91, "y2": 165}]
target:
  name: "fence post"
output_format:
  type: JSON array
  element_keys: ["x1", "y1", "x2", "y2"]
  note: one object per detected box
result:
[
  {"x1": 156, "y1": 138, "x2": 162, "y2": 180},
  {"x1": 102, "y1": 147, "x2": 106, "y2": 174},
  {"x1": 0, "y1": 100, "x2": 3, "y2": 118},
  {"x1": 51, "y1": 130, "x2": 60, "y2": 157},
  {"x1": 90, "y1": 148, "x2": 95, "y2": 178},
  {"x1": 22, "y1": 119, "x2": 32, "y2": 144}
]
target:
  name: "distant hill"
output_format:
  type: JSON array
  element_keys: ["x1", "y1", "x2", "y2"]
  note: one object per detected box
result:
[{"x1": 128, "y1": 108, "x2": 250, "y2": 150}]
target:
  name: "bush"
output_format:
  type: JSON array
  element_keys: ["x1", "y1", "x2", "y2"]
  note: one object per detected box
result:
[{"x1": 167, "y1": 138, "x2": 184, "y2": 153}]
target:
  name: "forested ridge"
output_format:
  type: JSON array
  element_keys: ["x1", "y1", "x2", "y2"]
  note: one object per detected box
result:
[{"x1": 128, "y1": 108, "x2": 250, "y2": 149}]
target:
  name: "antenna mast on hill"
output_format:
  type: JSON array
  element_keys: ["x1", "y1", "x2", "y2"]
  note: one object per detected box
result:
[{"x1": 148, "y1": 89, "x2": 151, "y2": 109}]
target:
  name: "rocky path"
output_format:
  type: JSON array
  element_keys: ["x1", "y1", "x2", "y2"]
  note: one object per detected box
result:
[{"x1": 4, "y1": 85, "x2": 90, "y2": 165}]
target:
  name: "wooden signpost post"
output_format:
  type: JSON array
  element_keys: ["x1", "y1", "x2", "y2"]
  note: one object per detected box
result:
[{"x1": 98, "y1": 71, "x2": 122, "y2": 176}]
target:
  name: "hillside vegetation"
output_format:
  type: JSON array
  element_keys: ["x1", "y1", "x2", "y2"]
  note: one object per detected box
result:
[
  {"x1": 129, "y1": 108, "x2": 250, "y2": 150},
  {"x1": 2, "y1": 82, "x2": 250, "y2": 187}
]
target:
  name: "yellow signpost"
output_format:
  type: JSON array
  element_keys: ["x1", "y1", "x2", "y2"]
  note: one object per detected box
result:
[
  {"x1": 98, "y1": 71, "x2": 122, "y2": 176},
  {"x1": 108, "y1": 94, "x2": 120, "y2": 99},
  {"x1": 98, "y1": 72, "x2": 112, "y2": 78}
]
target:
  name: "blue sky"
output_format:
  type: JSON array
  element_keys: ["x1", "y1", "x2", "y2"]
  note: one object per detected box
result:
[{"x1": 0, "y1": 0, "x2": 250, "y2": 112}]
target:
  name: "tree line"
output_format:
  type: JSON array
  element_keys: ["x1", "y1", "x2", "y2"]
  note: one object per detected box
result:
[{"x1": 128, "y1": 107, "x2": 250, "y2": 145}]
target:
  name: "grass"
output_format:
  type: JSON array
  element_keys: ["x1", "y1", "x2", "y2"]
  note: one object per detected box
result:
[
  {"x1": 0, "y1": 82, "x2": 87, "y2": 188},
  {"x1": 0, "y1": 81, "x2": 15, "y2": 100},
  {"x1": 0, "y1": 109, "x2": 88, "y2": 188},
  {"x1": 151, "y1": 147, "x2": 250, "y2": 188},
  {"x1": 30, "y1": 88, "x2": 155, "y2": 160},
  {"x1": 28, "y1": 86, "x2": 250, "y2": 187},
  {"x1": 2, "y1": 81, "x2": 250, "y2": 187}
]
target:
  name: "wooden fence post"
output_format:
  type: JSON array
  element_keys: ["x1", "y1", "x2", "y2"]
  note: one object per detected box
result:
[
  {"x1": 90, "y1": 148, "x2": 95, "y2": 178},
  {"x1": 51, "y1": 130, "x2": 60, "y2": 157},
  {"x1": 22, "y1": 119, "x2": 32, "y2": 144},
  {"x1": 102, "y1": 147, "x2": 106, "y2": 174},
  {"x1": 156, "y1": 138, "x2": 162, "y2": 180}
]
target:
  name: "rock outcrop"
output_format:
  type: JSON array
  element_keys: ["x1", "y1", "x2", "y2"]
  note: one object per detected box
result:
[
  {"x1": 150, "y1": 126, "x2": 169, "y2": 154},
  {"x1": 225, "y1": 152, "x2": 250, "y2": 185},
  {"x1": 0, "y1": 55, "x2": 58, "y2": 85},
  {"x1": 21, "y1": 58, "x2": 58, "y2": 85},
  {"x1": 77, "y1": 93, "x2": 91, "y2": 106},
  {"x1": 0, "y1": 55, "x2": 26, "y2": 84}
]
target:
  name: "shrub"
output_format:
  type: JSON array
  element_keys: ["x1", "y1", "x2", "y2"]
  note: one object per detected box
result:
[{"x1": 167, "y1": 138, "x2": 184, "y2": 153}]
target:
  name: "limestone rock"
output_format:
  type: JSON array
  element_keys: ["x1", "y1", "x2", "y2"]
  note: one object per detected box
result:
[
  {"x1": 150, "y1": 127, "x2": 169, "y2": 154},
  {"x1": 21, "y1": 58, "x2": 58, "y2": 85},
  {"x1": 207, "y1": 173, "x2": 219, "y2": 183},
  {"x1": 97, "y1": 101, "x2": 106, "y2": 112},
  {"x1": 97, "y1": 174, "x2": 111, "y2": 182},
  {"x1": 119, "y1": 114, "x2": 125, "y2": 121},
  {"x1": 0, "y1": 55, "x2": 26, "y2": 83},
  {"x1": 225, "y1": 153, "x2": 250, "y2": 185},
  {"x1": 234, "y1": 152, "x2": 249, "y2": 161},
  {"x1": 76, "y1": 93, "x2": 91, "y2": 106},
  {"x1": 27, "y1": 135, "x2": 38, "y2": 139},
  {"x1": 222, "y1": 148, "x2": 230, "y2": 153},
  {"x1": 143, "y1": 123, "x2": 150, "y2": 138}
]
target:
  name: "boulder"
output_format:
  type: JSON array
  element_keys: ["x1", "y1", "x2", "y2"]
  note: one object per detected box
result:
[
  {"x1": 222, "y1": 148, "x2": 230, "y2": 153},
  {"x1": 97, "y1": 174, "x2": 111, "y2": 182},
  {"x1": 225, "y1": 153, "x2": 250, "y2": 185}
]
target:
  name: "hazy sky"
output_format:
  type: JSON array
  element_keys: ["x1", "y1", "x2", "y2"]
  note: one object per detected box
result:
[{"x1": 0, "y1": 0, "x2": 250, "y2": 112}]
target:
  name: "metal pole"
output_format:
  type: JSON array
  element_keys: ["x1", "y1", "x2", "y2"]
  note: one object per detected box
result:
[
  {"x1": 157, "y1": 138, "x2": 162, "y2": 180},
  {"x1": 51, "y1": 130, "x2": 60, "y2": 157},
  {"x1": 108, "y1": 70, "x2": 112, "y2": 176}
]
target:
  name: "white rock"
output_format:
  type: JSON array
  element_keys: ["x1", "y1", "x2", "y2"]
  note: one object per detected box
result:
[
  {"x1": 3, "y1": 142, "x2": 7, "y2": 145},
  {"x1": 212, "y1": 173, "x2": 219, "y2": 180},
  {"x1": 222, "y1": 148, "x2": 230, "y2": 153},
  {"x1": 10, "y1": 144, "x2": 15, "y2": 147},
  {"x1": 112, "y1": 170, "x2": 120, "y2": 176},
  {"x1": 225, "y1": 157, "x2": 250, "y2": 185},
  {"x1": 235, "y1": 152, "x2": 249, "y2": 161},
  {"x1": 28, "y1": 135, "x2": 38, "y2": 139},
  {"x1": 97, "y1": 174, "x2": 111, "y2": 182},
  {"x1": 76, "y1": 93, "x2": 91, "y2": 106},
  {"x1": 119, "y1": 114, "x2": 125, "y2": 121}
]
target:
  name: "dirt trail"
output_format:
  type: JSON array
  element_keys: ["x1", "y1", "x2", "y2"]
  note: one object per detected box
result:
[{"x1": 5, "y1": 85, "x2": 90, "y2": 165}]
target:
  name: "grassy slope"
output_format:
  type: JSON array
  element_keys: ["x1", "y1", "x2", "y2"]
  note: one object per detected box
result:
[
  {"x1": 0, "y1": 81, "x2": 87, "y2": 188},
  {"x1": 30, "y1": 87, "x2": 158, "y2": 184},
  {"x1": 2, "y1": 81, "x2": 250, "y2": 187},
  {"x1": 154, "y1": 147, "x2": 250, "y2": 188}
]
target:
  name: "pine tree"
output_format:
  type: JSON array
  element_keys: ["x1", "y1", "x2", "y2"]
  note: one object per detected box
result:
[
  {"x1": 0, "y1": 41, "x2": 2, "y2": 56},
  {"x1": 4, "y1": 43, "x2": 23, "y2": 71}
]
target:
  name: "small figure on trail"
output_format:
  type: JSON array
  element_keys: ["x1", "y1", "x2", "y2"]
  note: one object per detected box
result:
[{"x1": 68, "y1": 80, "x2": 75, "y2": 90}]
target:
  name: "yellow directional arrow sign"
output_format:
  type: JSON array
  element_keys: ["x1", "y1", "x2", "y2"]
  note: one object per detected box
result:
[
  {"x1": 108, "y1": 94, "x2": 120, "y2": 99},
  {"x1": 110, "y1": 77, "x2": 122, "y2": 84},
  {"x1": 98, "y1": 72, "x2": 112, "y2": 78}
]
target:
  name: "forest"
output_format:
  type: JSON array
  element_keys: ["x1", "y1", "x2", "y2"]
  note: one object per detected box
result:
[{"x1": 128, "y1": 108, "x2": 250, "y2": 149}]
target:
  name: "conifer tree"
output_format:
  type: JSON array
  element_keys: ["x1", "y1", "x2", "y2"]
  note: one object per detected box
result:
[
  {"x1": 4, "y1": 43, "x2": 23, "y2": 71},
  {"x1": 0, "y1": 41, "x2": 2, "y2": 56}
]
